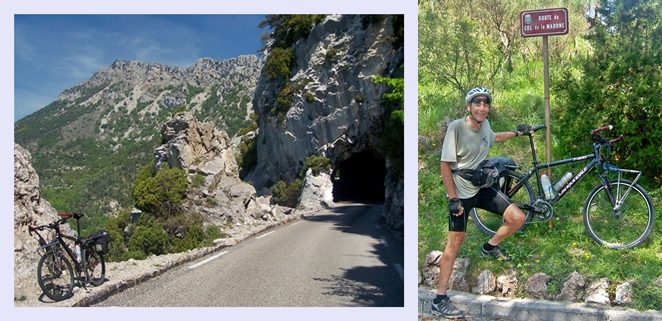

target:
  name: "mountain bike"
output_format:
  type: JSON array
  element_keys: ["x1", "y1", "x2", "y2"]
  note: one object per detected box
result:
[
  {"x1": 28, "y1": 212, "x2": 111, "y2": 301},
  {"x1": 470, "y1": 125, "x2": 654, "y2": 250}
]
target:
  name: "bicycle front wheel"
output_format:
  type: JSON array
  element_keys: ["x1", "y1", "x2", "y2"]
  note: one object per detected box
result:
[
  {"x1": 471, "y1": 170, "x2": 535, "y2": 236},
  {"x1": 37, "y1": 249, "x2": 74, "y2": 301},
  {"x1": 85, "y1": 248, "x2": 106, "y2": 286},
  {"x1": 583, "y1": 179, "x2": 655, "y2": 249}
]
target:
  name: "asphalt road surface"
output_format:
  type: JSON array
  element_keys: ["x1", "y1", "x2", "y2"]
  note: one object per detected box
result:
[{"x1": 93, "y1": 203, "x2": 403, "y2": 307}]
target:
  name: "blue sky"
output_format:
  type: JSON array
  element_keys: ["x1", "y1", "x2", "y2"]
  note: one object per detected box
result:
[{"x1": 14, "y1": 15, "x2": 266, "y2": 121}]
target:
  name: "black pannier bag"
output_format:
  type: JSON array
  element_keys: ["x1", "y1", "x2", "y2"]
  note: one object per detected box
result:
[
  {"x1": 88, "y1": 230, "x2": 112, "y2": 255},
  {"x1": 454, "y1": 157, "x2": 516, "y2": 188}
]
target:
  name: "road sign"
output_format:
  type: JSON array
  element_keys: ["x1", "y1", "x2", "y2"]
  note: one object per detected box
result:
[{"x1": 520, "y1": 8, "x2": 568, "y2": 37}]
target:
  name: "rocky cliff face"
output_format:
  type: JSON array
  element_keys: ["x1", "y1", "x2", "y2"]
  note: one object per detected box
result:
[
  {"x1": 14, "y1": 144, "x2": 74, "y2": 300},
  {"x1": 15, "y1": 56, "x2": 262, "y2": 220},
  {"x1": 154, "y1": 112, "x2": 293, "y2": 228},
  {"x1": 250, "y1": 15, "x2": 404, "y2": 229}
]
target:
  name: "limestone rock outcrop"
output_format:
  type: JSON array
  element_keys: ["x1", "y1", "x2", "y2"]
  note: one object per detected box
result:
[
  {"x1": 153, "y1": 112, "x2": 292, "y2": 227},
  {"x1": 250, "y1": 15, "x2": 404, "y2": 229},
  {"x1": 299, "y1": 168, "x2": 334, "y2": 210},
  {"x1": 14, "y1": 144, "x2": 74, "y2": 300}
]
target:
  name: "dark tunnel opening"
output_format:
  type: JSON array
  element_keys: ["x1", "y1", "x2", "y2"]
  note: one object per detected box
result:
[{"x1": 331, "y1": 151, "x2": 386, "y2": 203}]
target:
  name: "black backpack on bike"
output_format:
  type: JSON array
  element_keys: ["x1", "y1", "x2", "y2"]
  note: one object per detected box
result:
[{"x1": 87, "y1": 230, "x2": 112, "y2": 255}]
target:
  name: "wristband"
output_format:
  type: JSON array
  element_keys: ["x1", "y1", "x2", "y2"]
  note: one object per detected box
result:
[{"x1": 512, "y1": 130, "x2": 519, "y2": 137}]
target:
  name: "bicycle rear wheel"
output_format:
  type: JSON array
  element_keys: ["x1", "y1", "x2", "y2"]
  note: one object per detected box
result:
[
  {"x1": 85, "y1": 248, "x2": 106, "y2": 286},
  {"x1": 471, "y1": 171, "x2": 535, "y2": 236},
  {"x1": 583, "y1": 179, "x2": 655, "y2": 249},
  {"x1": 37, "y1": 249, "x2": 74, "y2": 301}
]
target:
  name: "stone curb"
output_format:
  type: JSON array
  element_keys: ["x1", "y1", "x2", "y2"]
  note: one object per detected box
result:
[
  {"x1": 419, "y1": 288, "x2": 662, "y2": 321},
  {"x1": 70, "y1": 211, "x2": 307, "y2": 307}
]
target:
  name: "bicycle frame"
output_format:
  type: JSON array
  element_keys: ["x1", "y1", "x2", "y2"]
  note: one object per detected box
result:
[
  {"x1": 32, "y1": 217, "x2": 89, "y2": 275},
  {"x1": 512, "y1": 130, "x2": 643, "y2": 209}
]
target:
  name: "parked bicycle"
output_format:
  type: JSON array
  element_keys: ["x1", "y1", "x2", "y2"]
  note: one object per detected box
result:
[
  {"x1": 28, "y1": 212, "x2": 111, "y2": 301},
  {"x1": 471, "y1": 125, "x2": 654, "y2": 249}
]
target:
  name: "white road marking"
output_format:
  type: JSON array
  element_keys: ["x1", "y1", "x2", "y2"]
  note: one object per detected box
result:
[
  {"x1": 394, "y1": 264, "x2": 404, "y2": 280},
  {"x1": 188, "y1": 251, "x2": 228, "y2": 269},
  {"x1": 256, "y1": 231, "x2": 275, "y2": 240}
]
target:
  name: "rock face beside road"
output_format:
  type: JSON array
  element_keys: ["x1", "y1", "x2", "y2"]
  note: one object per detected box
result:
[
  {"x1": 14, "y1": 144, "x2": 74, "y2": 301},
  {"x1": 154, "y1": 112, "x2": 296, "y2": 226},
  {"x1": 250, "y1": 15, "x2": 404, "y2": 229}
]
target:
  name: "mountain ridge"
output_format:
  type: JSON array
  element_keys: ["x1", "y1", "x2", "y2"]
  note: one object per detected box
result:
[{"x1": 15, "y1": 55, "x2": 263, "y2": 230}]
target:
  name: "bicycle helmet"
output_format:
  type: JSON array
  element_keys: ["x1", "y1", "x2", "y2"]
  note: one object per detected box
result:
[{"x1": 465, "y1": 87, "x2": 492, "y2": 105}]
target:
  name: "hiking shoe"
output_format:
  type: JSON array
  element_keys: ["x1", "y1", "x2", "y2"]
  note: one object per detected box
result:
[
  {"x1": 431, "y1": 298, "x2": 465, "y2": 319},
  {"x1": 482, "y1": 245, "x2": 511, "y2": 261}
]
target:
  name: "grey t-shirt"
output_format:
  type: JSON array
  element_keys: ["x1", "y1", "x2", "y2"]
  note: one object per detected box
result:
[{"x1": 440, "y1": 118, "x2": 496, "y2": 199}]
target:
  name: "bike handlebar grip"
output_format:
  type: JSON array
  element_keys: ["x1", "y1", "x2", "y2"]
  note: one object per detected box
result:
[
  {"x1": 58, "y1": 211, "x2": 73, "y2": 219},
  {"x1": 609, "y1": 135, "x2": 624, "y2": 144},
  {"x1": 591, "y1": 125, "x2": 613, "y2": 135},
  {"x1": 532, "y1": 124, "x2": 546, "y2": 132}
]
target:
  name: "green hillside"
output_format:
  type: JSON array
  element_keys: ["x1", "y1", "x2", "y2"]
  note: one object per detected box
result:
[{"x1": 15, "y1": 58, "x2": 260, "y2": 235}]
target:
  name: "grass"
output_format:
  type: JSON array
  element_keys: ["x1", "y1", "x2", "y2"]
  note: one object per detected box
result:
[{"x1": 418, "y1": 83, "x2": 662, "y2": 311}]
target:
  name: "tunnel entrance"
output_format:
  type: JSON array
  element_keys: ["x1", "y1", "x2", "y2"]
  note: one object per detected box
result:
[{"x1": 331, "y1": 151, "x2": 385, "y2": 203}]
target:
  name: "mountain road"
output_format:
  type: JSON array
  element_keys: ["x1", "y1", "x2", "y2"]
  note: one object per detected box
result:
[{"x1": 93, "y1": 203, "x2": 403, "y2": 307}]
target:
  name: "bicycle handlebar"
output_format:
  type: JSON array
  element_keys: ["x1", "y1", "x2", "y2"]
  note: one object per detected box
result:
[
  {"x1": 609, "y1": 135, "x2": 624, "y2": 144},
  {"x1": 27, "y1": 212, "x2": 82, "y2": 233},
  {"x1": 531, "y1": 124, "x2": 546, "y2": 132},
  {"x1": 58, "y1": 211, "x2": 84, "y2": 219},
  {"x1": 591, "y1": 125, "x2": 613, "y2": 135}
]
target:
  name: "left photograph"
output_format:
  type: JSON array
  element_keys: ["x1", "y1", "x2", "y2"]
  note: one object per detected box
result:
[{"x1": 14, "y1": 14, "x2": 404, "y2": 307}]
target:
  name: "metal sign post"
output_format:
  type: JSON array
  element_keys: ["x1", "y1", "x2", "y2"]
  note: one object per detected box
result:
[
  {"x1": 521, "y1": 8, "x2": 569, "y2": 229},
  {"x1": 520, "y1": 8, "x2": 569, "y2": 177},
  {"x1": 543, "y1": 35, "x2": 551, "y2": 177}
]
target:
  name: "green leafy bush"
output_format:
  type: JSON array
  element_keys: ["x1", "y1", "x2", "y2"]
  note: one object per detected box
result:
[
  {"x1": 238, "y1": 114, "x2": 259, "y2": 179},
  {"x1": 271, "y1": 179, "x2": 303, "y2": 208},
  {"x1": 555, "y1": 0, "x2": 661, "y2": 184},
  {"x1": 265, "y1": 47, "x2": 294, "y2": 81},
  {"x1": 302, "y1": 155, "x2": 331, "y2": 176},
  {"x1": 127, "y1": 216, "x2": 169, "y2": 259},
  {"x1": 205, "y1": 224, "x2": 223, "y2": 240},
  {"x1": 186, "y1": 84, "x2": 204, "y2": 103},
  {"x1": 259, "y1": 15, "x2": 324, "y2": 48},
  {"x1": 304, "y1": 91, "x2": 316, "y2": 103},
  {"x1": 325, "y1": 47, "x2": 339, "y2": 63},
  {"x1": 373, "y1": 76, "x2": 404, "y2": 173},
  {"x1": 132, "y1": 162, "x2": 189, "y2": 218},
  {"x1": 276, "y1": 81, "x2": 295, "y2": 110},
  {"x1": 102, "y1": 209, "x2": 132, "y2": 262},
  {"x1": 383, "y1": 109, "x2": 404, "y2": 173},
  {"x1": 171, "y1": 106, "x2": 187, "y2": 116},
  {"x1": 191, "y1": 174, "x2": 206, "y2": 188}
]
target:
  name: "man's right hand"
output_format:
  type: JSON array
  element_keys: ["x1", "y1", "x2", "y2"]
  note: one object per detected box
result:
[{"x1": 448, "y1": 198, "x2": 464, "y2": 216}]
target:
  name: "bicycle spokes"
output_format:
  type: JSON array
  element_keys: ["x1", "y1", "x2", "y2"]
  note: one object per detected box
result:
[{"x1": 584, "y1": 179, "x2": 654, "y2": 249}]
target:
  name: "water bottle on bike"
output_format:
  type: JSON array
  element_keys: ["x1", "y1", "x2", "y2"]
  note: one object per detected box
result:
[
  {"x1": 540, "y1": 173, "x2": 555, "y2": 200},
  {"x1": 554, "y1": 172, "x2": 573, "y2": 192}
]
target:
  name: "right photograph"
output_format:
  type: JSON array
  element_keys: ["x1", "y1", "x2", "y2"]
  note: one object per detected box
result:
[{"x1": 418, "y1": 0, "x2": 661, "y2": 320}]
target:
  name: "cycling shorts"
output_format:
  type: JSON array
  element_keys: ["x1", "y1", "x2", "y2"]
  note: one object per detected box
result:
[{"x1": 448, "y1": 185, "x2": 513, "y2": 232}]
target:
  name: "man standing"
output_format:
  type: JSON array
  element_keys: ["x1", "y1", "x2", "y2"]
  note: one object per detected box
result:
[{"x1": 432, "y1": 87, "x2": 529, "y2": 319}]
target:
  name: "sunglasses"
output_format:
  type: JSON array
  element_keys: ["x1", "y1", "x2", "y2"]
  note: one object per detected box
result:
[{"x1": 471, "y1": 97, "x2": 491, "y2": 105}]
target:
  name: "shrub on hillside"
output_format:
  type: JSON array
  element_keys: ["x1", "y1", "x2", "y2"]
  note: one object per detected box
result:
[
  {"x1": 271, "y1": 179, "x2": 303, "y2": 208},
  {"x1": 265, "y1": 47, "x2": 294, "y2": 81},
  {"x1": 302, "y1": 155, "x2": 331, "y2": 176},
  {"x1": 132, "y1": 162, "x2": 188, "y2": 218},
  {"x1": 127, "y1": 216, "x2": 169, "y2": 259}
]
